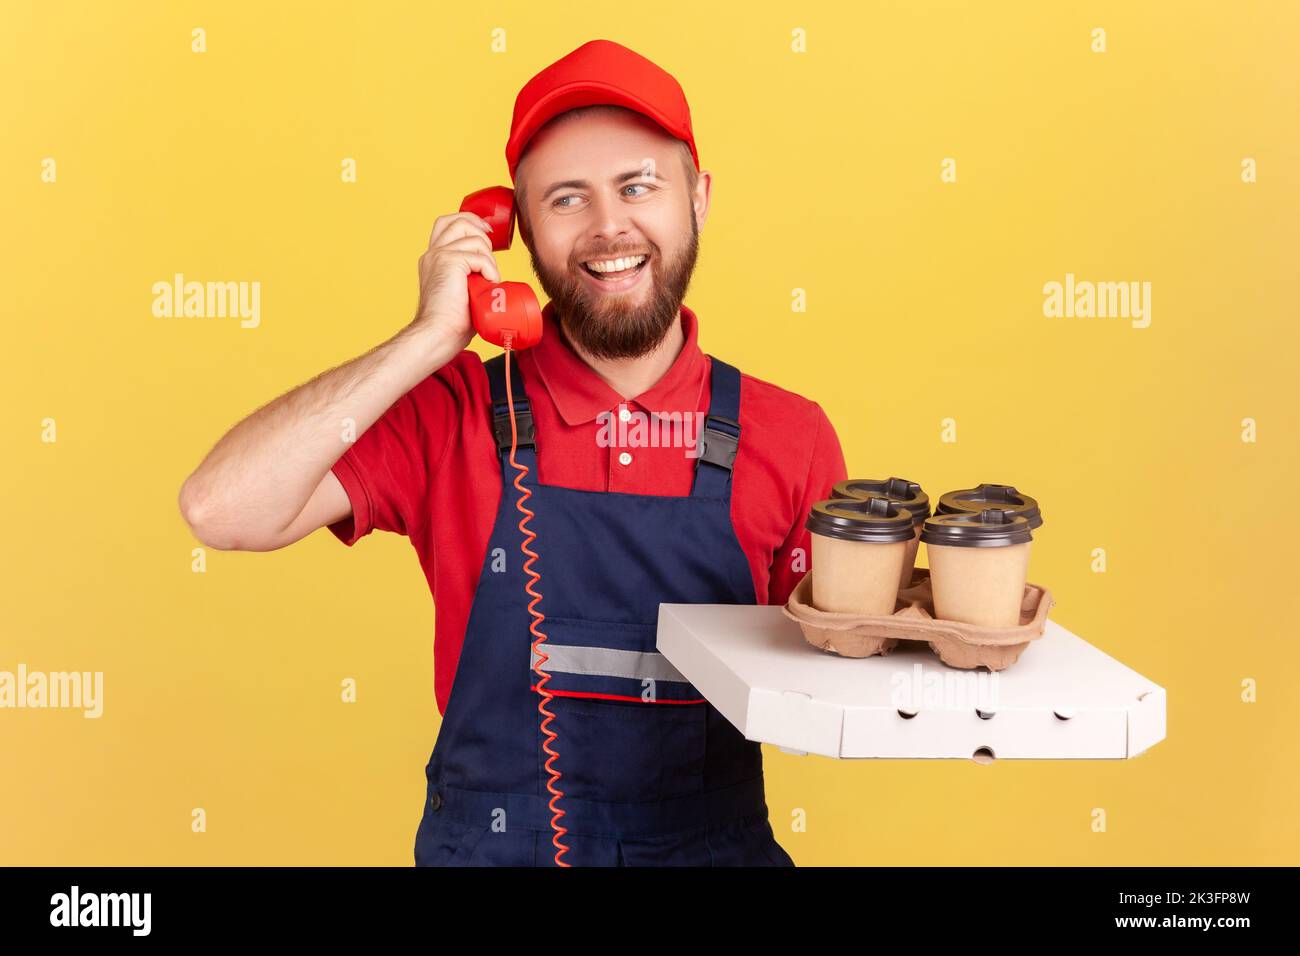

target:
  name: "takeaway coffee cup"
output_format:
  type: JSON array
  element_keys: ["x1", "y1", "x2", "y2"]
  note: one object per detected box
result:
[
  {"x1": 921, "y1": 508, "x2": 1034, "y2": 627},
  {"x1": 832, "y1": 477, "x2": 930, "y2": 590},
  {"x1": 936, "y1": 483, "x2": 1043, "y2": 530},
  {"x1": 806, "y1": 497, "x2": 917, "y2": 615}
]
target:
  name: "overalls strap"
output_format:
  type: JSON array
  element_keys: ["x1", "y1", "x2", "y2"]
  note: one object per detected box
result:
[
  {"x1": 484, "y1": 353, "x2": 538, "y2": 473},
  {"x1": 690, "y1": 356, "x2": 742, "y2": 499}
]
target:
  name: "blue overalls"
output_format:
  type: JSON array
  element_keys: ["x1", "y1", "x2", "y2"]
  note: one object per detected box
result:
[{"x1": 413, "y1": 352, "x2": 794, "y2": 867}]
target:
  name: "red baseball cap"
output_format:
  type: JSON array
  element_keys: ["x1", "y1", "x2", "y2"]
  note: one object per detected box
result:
[{"x1": 505, "y1": 39, "x2": 699, "y2": 182}]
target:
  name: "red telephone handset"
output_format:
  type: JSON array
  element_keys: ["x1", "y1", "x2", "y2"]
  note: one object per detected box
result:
[{"x1": 458, "y1": 187, "x2": 544, "y2": 350}]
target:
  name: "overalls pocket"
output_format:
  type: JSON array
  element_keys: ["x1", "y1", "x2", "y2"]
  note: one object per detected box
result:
[{"x1": 546, "y1": 694, "x2": 707, "y2": 803}]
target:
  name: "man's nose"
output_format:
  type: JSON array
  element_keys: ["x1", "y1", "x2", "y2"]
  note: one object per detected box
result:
[{"x1": 585, "y1": 189, "x2": 634, "y2": 243}]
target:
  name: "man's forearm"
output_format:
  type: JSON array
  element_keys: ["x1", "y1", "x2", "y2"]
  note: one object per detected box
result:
[{"x1": 179, "y1": 321, "x2": 462, "y2": 549}]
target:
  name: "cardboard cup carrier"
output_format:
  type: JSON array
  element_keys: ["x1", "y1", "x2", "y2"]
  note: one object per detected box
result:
[{"x1": 786, "y1": 482, "x2": 1053, "y2": 670}]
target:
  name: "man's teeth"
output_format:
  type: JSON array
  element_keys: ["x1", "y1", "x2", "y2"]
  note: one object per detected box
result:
[{"x1": 585, "y1": 255, "x2": 647, "y2": 273}]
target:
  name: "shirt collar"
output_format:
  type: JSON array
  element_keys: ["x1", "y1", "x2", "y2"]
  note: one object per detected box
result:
[{"x1": 523, "y1": 301, "x2": 708, "y2": 425}]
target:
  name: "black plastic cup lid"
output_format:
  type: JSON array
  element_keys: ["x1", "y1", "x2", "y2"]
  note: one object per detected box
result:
[
  {"x1": 831, "y1": 476, "x2": 931, "y2": 523},
  {"x1": 921, "y1": 508, "x2": 1034, "y2": 548},
  {"x1": 936, "y1": 483, "x2": 1042, "y2": 530},
  {"x1": 806, "y1": 496, "x2": 917, "y2": 543}
]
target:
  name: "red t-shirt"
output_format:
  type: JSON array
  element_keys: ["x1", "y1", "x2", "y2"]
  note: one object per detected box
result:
[{"x1": 327, "y1": 304, "x2": 847, "y2": 715}]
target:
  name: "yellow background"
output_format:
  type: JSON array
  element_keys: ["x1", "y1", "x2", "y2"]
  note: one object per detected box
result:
[{"x1": 3, "y1": 1, "x2": 1297, "y2": 865}]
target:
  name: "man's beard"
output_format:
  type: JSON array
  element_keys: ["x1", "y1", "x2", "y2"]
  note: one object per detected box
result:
[{"x1": 527, "y1": 207, "x2": 699, "y2": 360}]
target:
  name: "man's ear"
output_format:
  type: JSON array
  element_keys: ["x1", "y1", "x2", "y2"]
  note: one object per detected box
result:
[
  {"x1": 692, "y1": 169, "x2": 712, "y2": 231},
  {"x1": 516, "y1": 206, "x2": 534, "y2": 252}
]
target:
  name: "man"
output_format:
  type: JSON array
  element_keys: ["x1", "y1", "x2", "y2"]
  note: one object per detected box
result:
[{"x1": 179, "y1": 39, "x2": 846, "y2": 867}]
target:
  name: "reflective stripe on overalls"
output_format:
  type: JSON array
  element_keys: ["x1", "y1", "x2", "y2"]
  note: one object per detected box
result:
[{"x1": 413, "y1": 353, "x2": 794, "y2": 866}]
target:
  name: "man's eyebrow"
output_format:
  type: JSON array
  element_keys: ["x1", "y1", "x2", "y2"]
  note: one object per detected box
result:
[{"x1": 540, "y1": 168, "x2": 667, "y2": 202}]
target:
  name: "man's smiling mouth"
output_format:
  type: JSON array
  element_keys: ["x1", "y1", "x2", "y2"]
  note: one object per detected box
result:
[{"x1": 581, "y1": 253, "x2": 649, "y2": 281}]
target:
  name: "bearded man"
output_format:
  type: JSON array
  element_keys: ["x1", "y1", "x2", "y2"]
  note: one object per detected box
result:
[{"x1": 179, "y1": 39, "x2": 846, "y2": 867}]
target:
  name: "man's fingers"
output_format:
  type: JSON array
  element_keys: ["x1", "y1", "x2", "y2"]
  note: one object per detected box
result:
[
  {"x1": 419, "y1": 244, "x2": 501, "y2": 284},
  {"x1": 462, "y1": 251, "x2": 502, "y2": 284},
  {"x1": 429, "y1": 212, "x2": 493, "y2": 249},
  {"x1": 433, "y1": 233, "x2": 494, "y2": 260}
]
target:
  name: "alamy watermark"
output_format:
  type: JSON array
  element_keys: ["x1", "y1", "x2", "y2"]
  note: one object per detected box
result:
[
  {"x1": 50, "y1": 886, "x2": 150, "y2": 936},
  {"x1": 890, "y1": 663, "x2": 1000, "y2": 711},
  {"x1": 152, "y1": 273, "x2": 261, "y2": 328},
  {"x1": 0, "y1": 664, "x2": 103, "y2": 718},
  {"x1": 596, "y1": 403, "x2": 704, "y2": 459},
  {"x1": 1043, "y1": 272, "x2": 1150, "y2": 328}
]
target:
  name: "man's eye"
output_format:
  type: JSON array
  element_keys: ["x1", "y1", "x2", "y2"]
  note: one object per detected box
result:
[
  {"x1": 624, "y1": 183, "x2": 651, "y2": 197},
  {"x1": 554, "y1": 195, "x2": 579, "y2": 208}
]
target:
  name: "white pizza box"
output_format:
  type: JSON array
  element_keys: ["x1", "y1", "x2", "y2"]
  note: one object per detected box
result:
[{"x1": 656, "y1": 603, "x2": 1166, "y2": 761}]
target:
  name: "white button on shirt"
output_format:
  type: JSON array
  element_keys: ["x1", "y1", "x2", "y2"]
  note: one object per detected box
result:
[
  {"x1": 618, "y1": 451, "x2": 633, "y2": 466},
  {"x1": 618, "y1": 407, "x2": 632, "y2": 423}
]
